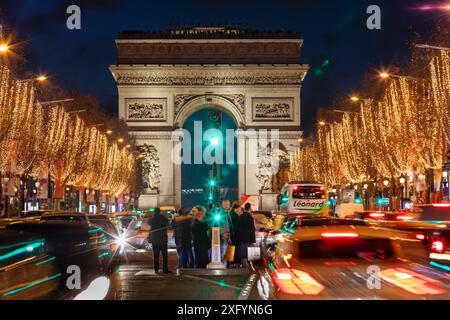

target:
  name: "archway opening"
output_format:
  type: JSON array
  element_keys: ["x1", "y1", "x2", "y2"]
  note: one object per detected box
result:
[{"x1": 181, "y1": 107, "x2": 238, "y2": 209}]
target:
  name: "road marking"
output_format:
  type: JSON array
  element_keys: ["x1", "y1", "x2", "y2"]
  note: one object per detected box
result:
[
  {"x1": 237, "y1": 273, "x2": 258, "y2": 300},
  {"x1": 135, "y1": 270, "x2": 158, "y2": 276},
  {"x1": 181, "y1": 275, "x2": 241, "y2": 290}
]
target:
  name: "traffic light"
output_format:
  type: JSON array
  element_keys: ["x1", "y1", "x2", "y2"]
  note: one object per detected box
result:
[
  {"x1": 209, "y1": 179, "x2": 216, "y2": 187},
  {"x1": 209, "y1": 136, "x2": 219, "y2": 146}
]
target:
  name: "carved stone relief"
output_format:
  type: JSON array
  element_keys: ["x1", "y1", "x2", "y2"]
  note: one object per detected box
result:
[
  {"x1": 139, "y1": 144, "x2": 161, "y2": 192},
  {"x1": 126, "y1": 98, "x2": 167, "y2": 121},
  {"x1": 252, "y1": 98, "x2": 294, "y2": 121}
]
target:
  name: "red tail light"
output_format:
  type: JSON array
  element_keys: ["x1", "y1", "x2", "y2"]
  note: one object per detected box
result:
[
  {"x1": 369, "y1": 212, "x2": 385, "y2": 219},
  {"x1": 432, "y1": 203, "x2": 450, "y2": 208},
  {"x1": 431, "y1": 240, "x2": 445, "y2": 253},
  {"x1": 415, "y1": 234, "x2": 425, "y2": 240},
  {"x1": 320, "y1": 186, "x2": 325, "y2": 191},
  {"x1": 321, "y1": 232, "x2": 358, "y2": 238}
]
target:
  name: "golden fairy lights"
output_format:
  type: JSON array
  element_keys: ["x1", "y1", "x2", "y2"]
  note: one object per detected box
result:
[
  {"x1": 0, "y1": 65, "x2": 135, "y2": 196},
  {"x1": 289, "y1": 47, "x2": 449, "y2": 186}
]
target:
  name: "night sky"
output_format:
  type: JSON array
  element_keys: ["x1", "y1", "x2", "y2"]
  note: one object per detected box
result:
[{"x1": 0, "y1": 0, "x2": 440, "y2": 134}]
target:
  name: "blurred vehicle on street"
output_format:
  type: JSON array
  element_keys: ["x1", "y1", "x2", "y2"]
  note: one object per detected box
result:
[
  {"x1": 113, "y1": 212, "x2": 146, "y2": 250},
  {"x1": 40, "y1": 212, "x2": 91, "y2": 223},
  {"x1": 258, "y1": 218, "x2": 450, "y2": 299},
  {"x1": 1, "y1": 220, "x2": 117, "y2": 300},
  {"x1": 427, "y1": 228, "x2": 450, "y2": 272},
  {"x1": 18, "y1": 210, "x2": 55, "y2": 219},
  {"x1": 413, "y1": 204, "x2": 450, "y2": 222}
]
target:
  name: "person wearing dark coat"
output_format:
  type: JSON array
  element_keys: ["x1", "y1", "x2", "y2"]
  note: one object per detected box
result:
[
  {"x1": 236, "y1": 203, "x2": 256, "y2": 268},
  {"x1": 148, "y1": 208, "x2": 170, "y2": 273},
  {"x1": 226, "y1": 203, "x2": 241, "y2": 266},
  {"x1": 191, "y1": 206, "x2": 210, "y2": 268},
  {"x1": 172, "y1": 208, "x2": 194, "y2": 268}
]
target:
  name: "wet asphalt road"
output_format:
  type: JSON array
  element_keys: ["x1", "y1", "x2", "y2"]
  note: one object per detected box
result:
[{"x1": 108, "y1": 249, "x2": 259, "y2": 300}]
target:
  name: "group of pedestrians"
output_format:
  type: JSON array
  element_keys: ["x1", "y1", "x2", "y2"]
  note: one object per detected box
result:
[{"x1": 146, "y1": 200, "x2": 256, "y2": 273}]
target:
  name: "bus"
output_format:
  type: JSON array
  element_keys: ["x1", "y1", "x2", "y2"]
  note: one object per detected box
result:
[{"x1": 277, "y1": 181, "x2": 329, "y2": 216}]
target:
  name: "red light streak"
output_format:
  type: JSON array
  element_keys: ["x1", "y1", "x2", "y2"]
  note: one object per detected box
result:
[{"x1": 321, "y1": 232, "x2": 358, "y2": 238}]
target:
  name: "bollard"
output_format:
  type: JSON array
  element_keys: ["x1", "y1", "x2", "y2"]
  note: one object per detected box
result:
[{"x1": 207, "y1": 227, "x2": 225, "y2": 269}]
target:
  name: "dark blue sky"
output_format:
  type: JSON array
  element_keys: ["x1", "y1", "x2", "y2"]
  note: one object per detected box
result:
[{"x1": 0, "y1": 0, "x2": 439, "y2": 134}]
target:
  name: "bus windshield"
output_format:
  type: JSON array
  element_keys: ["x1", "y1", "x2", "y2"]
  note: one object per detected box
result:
[{"x1": 292, "y1": 186, "x2": 325, "y2": 199}]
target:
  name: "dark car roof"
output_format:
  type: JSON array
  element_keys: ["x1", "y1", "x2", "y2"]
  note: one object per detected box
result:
[
  {"x1": 5, "y1": 220, "x2": 93, "y2": 237},
  {"x1": 87, "y1": 214, "x2": 111, "y2": 220}
]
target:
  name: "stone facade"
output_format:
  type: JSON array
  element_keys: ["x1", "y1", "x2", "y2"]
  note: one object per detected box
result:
[{"x1": 110, "y1": 26, "x2": 308, "y2": 209}]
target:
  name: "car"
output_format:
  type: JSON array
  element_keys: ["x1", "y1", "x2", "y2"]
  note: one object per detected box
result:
[
  {"x1": 258, "y1": 221, "x2": 450, "y2": 299},
  {"x1": 352, "y1": 210, "x2": 418, "y2": 222},
  {"x1": 18, "y1": 210, "x2": 55, "y2": 219},
  {"x1": 3, "y1": 220, "x2": 117, "y2": 299},
  {"x1": 87, "y1": 214, "x2": 122, "y2": 249},
  {"x1": 40, "y1": 212, "x2": 91, "y2": 223},
  {"x1": 0, "y1": 228, "x2": 60, "y2": 300},
  {"x1": 413, "y1": 203, "x2": 450, "y2": 222},
  {"x1": 113, "y1": 212, "x2": 148, "y2": 249},
  {"x1": 251, "y1": 211, "x2": 274, "y2": 245},
  {"x1": 427, "y1": 228, "x2": 450, "y2": 272}
]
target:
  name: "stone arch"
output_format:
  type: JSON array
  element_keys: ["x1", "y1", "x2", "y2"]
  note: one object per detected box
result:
[{"x1": 174, "y1": 94, "x2": 245, "y2": 128}]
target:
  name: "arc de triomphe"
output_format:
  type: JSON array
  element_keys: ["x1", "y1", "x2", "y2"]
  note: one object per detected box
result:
[{"x1": 110, "y1": 26, "x2": 309, "y2": 209}]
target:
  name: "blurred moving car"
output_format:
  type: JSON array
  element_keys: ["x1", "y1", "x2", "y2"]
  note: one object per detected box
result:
[
  {"x1": 40, "y1": 212, "x2": 91, "y2": 223},
  {"x1": 87, "y1": 214, "x2": 123, "y2": 253},
  {"x1": 252, "y1": 210, "x2": 275, "y2": 245},
  {"x1": 113, "y1": 212, "x2": 147, "y2": 249},
  {"x1": 19, "y1": 210, "x2": 55, "y2": 219},
  {"x1": 413, "y1": 203, "x2": 450, "y2": 222},
  {"x1": 258, "y1": 218, "x2": 450, "y2": 299},
  {"x1": 2, "y1": 220, "x2": 117, "y2": 300},
  {"x1": 352, "y1": 210, "x2": 447, "y2": 245},
  {"x1": 0, "y1": 228, "x2": 59, "y2": 300},
  {"x1": 427, "y1": 228, "x2": 450, "y2": 272},
  {"x1": 351, "y1": 211, "x2": 418, "y2": 222}
]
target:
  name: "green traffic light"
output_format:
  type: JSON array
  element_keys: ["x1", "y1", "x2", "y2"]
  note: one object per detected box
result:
[
  {"x1": 214, "y1": 214, "x2": 221, "y2": 221},
  {"x1": 210, "y1": 136, "x2": 219, "y2": 146},
  {"x1": 209, "y1": 180, "x2": 215, "y2": 187}
]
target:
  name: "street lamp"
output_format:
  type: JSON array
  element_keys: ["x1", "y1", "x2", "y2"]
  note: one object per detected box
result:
[
  {"x1": 297, "y1": 138, "x2": 303, "y2": 143},
  {"x1": 379, "y1": 72, "x2": 390, "y2": 79},
  {"x1": 383, "y1": 179, "x2": 389, "y2": 187},
  {"x1": 18, "y1": 75, "x2": 48, "y2": 83},
  {"x1": 106, "y1": 130, "x2": 113, "y2": 134},
  {"x1": 350, "y1": 96, "x2": 360, "y2": 102},
  {"x1": 318, "y1": 121, "x2": 326, "y2": 126},
  {"x1": 0, "y1": 43, "x2": 10, "y2": 53},
  {"x1": 118, "y1": 138, "x2": 124, "y2": 143},
  {"x1": 399, "y1": 177, "x2": 406, "y2": 185}
]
